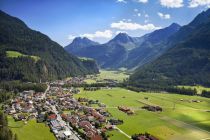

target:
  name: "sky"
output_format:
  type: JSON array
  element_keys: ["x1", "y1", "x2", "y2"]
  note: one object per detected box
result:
[{"x1": 0, "y1": 0, "x2": 210, "y2": 46}]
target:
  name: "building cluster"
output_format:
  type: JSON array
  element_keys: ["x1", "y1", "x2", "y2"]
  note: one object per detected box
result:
[
  {"x1": 44, "y1": 84, "x2": 122, "y2": 140},
  {"x1": 118, "y1": 106, "x2": 134, "y2": 115},
  {"x1": 131, "y1": 133, "x2": 159, "y2": 140},
  {"x1": 142, "y1": 105, "x2": 162, "y2": 112},
  {"x1": 3, "y1": 77, "x2": 133, "y2": 140},
  {"x1": 4, "y1": 90, "x2": 45, "y2": 121}
]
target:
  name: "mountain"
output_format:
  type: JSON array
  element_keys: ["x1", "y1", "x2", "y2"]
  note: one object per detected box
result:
[
  {"x1": 65, "y1": 37, "x2": 99, "y2": 54},
  {"x1": 65, "y1": 24, "x2": 180, "y2": 69},
  {"x1": 106, "y1": 33, "x2": 140, "y2": 50},
  {"x1": 65, "y1": 33, "x2": 133, "y2": 68},
  {"x1": 130, "y1": 9, "x2": 210, "y2": 87},
  {"x1": 0, "y1": 10, "x2": 99, "y2": 82},
  {"x1": 123, "y1": 23, "x2": 181, "y2": 69}
]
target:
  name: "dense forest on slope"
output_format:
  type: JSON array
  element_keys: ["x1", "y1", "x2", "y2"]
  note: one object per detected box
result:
[
  {"x1": 129, "y1": 9, "x2": 210, "y2": 88},
  {"x1": 0, "y1": 10, "x2": 99, "y2": 82}
]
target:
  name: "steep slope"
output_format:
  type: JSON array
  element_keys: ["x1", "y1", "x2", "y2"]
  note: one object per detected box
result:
[
  {"x1": 106, "y1": 33, "x2": 140, "y2": 50},
  {"x1": 65, "y1": 37, "x2": 99, "y2": 54},
  {"x1": 124, "y1": 23, "x2": 181, "y2": 68},
  {"x1": 130, "y1": 9, "x2": 210, "y2": 87},
  {"x1": 0, "y1": 10, "x2": 99, "y2": 82}
]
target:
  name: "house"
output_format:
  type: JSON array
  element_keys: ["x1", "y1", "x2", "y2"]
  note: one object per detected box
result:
[
  {"x1": 48, "y1": 114, "x2": 57, "y2": 121},
  {"x1": 50, "y1": 120, "x2": 62, "y2": 130}
]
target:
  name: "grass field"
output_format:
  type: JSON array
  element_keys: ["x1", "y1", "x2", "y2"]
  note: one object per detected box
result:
[
  {"x1": 74, "y1": 88, "x2": 210, "y2": 140},
  {"x1": 8, "y1": 116, "x2": 55, "y2": 140},
  {"x1": 6, "y1": 51, "x2": 40, "y2": 62},
  {"x1": 177, "y1": 85, "x2": 210, "y2": 94},
  {"x1": 85, "y1": 70, "x2": 129, "y2": 84}
]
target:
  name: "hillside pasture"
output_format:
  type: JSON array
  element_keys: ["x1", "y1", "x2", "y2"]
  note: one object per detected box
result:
[
  {"x1": 74, "y1": 88, "x2": 210, "y2": 140},
  {"x1": 6, "y1": 51, "x2": 40, "y2": 62}
]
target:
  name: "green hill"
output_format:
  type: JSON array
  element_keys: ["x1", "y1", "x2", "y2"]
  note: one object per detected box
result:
[
  {"x1": 130, "y1": 9, "x2": 210, "y2": 88},
  {"x1": 0, "y1": 10, "x2": 99, "y2": 82}
]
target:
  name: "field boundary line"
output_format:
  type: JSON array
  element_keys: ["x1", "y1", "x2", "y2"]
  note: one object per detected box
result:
[{"x1": 115, "y1": 126, "x2": 131, "y2": 139}]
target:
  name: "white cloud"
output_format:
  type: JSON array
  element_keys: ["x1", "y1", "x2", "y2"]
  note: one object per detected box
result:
[
  {"x1": 158, "y1": 12, "x2": 171, "y2": 19},
  {"x1": 111, "y1": 21, "x2": 161, "y2": 30},
  {"x1": 81, "y1": 30, "x2": 113, "y2": 39},
  {"x1": 68, "y1": 35, "x2": 77, "y2": 40},
  {"x1": 116, "y1": 0, "x2": 127, "y2": 3},
  {"x1": 134, "y1": 8, "x2": 139, "y2": 12},
  {"x1": 189, "y1": 0, "x2": 210, "y2": 8},
  {"x1": 68, "y1": 30, "x2": 113, "y2": 40},
  {"x1": 160, "y1": 0, "x2": 184, "y2": 8},
  {"x1": 137, "y1": 0, "x2": 148, "y2": 3},
  {"x1": 137, "y1": 13, "x2": 141, "y2": 16},
  {"x1": 145, "y1": 14, "x2": 149, "y2": 18}
]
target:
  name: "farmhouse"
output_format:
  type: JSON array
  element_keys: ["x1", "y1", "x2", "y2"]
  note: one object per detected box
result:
[
  {"x1": 118, "y1": 106, "x2": 134, "y2": 115},
  {"x1": 142, "y1": 105, "x2": 162, "y2": 112}
]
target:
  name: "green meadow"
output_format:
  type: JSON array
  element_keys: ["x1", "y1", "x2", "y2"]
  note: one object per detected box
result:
[
  {"x1": 6, "y1": 51, "x2": 40, "y2": 62},
  {"x1": 85, "y1": 70, "x2": 129, "y2": 84},
  {"x1": 74, "y1": 88, "x2": 210, "y2": 140},
  {"x1": 178, "y1": 85, "x2": 210, "y2": 94},
  {"x1": 8, "y1": 116, "x2": 55, "y2": 140}
]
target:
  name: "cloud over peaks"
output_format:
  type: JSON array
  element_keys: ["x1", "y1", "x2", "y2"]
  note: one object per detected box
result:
[
  {"x1": 160, "y1": 0, "x2": 184, "y2": 8},
  {"x1": 111, "y1": 21, "x2": 161, "y2": 30}
]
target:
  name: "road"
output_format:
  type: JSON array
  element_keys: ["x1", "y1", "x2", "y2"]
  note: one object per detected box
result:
[
  {"x1": 44, "y1": 85, "x2": 81, "y2": 140},
  {"x1": 115, "y1": 126, "x2": 131, "y2": 139},
  {"x1": 51, "y1": 105, "x2": 81, "y2": 140}
]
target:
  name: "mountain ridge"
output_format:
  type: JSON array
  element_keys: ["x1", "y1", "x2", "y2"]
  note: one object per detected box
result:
[
  {"x1": 130, "y1": 9, "x2": 210, "y2": 87},
  {"x1": 0, "y1": 10, "x2": 99, "y2": 82},
  {"x1": 64, "y1": 23, "x2": 181, "y2": 69}
]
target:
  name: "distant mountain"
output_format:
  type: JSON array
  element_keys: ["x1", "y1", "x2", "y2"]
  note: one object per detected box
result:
[
  {"x1": 123, "y1": 23, "x2": 181, "y2": 69},
  {"x1": 130, "y1": 9, "x2": 210, "y2": 87},
  {"x1": 0, "y1": 10, "x2": 99, "y2": 82},
  {"x1": 65, "y1": 37, "x2": 99, "y2": 54},
  {"x1": 65, "y1": 33, "x2": 133, "y2": 68},
  {"x1": 65, "y1": 24, "x2": 181, "y2": 69},
  {"x1": 107, "y1": 33, "x2": 140, "y2": 50}
]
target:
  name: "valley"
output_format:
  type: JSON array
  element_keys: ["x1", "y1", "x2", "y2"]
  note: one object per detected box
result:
[
  {"x1": 2, "y1": 70, "x2": 210, "y2": 140},
  {"x1": 1, "y1": 3, "x2": 210, "y2": 140}
]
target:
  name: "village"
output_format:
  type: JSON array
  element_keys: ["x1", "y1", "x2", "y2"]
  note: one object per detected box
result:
[{"x1": 3, "y1": 77, "x2": 127, "y2": 140}]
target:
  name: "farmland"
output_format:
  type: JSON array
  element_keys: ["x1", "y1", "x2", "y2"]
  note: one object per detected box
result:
[
  {"x1": 74, "y1": 88, "x2": 210, "y2": 140},
  {"x1": 85, "y1": 70, "x2": 129, "y2": 84},
  {"x1": 178, "y1": 85, "x2": 210, "y2": 94},
  {"x1": 7, "y1": 116, "x2": 55, "y2": 140}
]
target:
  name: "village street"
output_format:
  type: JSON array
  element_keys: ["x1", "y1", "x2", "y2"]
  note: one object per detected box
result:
[
  {"x1": 45, "y1": 84, "x2": 81, "y2": 140},
  {"x1": 51, "y1": 105, "x2": 81, "y2": 140}
]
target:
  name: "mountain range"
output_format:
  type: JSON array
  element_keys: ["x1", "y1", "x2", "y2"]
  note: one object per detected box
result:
[
  {"x1": 0, "y1": 10, "x2": 99, "y2": 82},
  {"x1": 65, "y1": 23, "x2": 181, "y2": 69},
  {"x1": 130, "y1": 9, "x2": 210, "y2": 87}
]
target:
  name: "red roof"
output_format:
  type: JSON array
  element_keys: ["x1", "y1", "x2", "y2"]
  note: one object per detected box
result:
[{"x1": 48, "y1": 114, "x2": 57, "y2": 120}]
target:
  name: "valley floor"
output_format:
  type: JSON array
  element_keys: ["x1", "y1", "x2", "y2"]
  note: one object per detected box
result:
[{"x1": 74, "y1": 88, "x2": 210, "y2": 140}]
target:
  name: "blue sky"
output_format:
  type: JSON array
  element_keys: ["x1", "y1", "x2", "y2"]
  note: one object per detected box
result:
[{"x1": 0, "y1": 0, "x2": 209, "y2": 46}]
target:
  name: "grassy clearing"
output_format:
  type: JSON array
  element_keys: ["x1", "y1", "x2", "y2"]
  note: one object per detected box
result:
[
  {"x1": 177, "y1": 85, "x2": 210, "y2": 94},
  {"x1": 74, "y1": 88, "x2": 210, "y2": 140},
  {"x1": 6, "y1": 51, "x2": 40, "y2": 62},
  {"x1": 85, "y1": 70, "x2": 129, "y2": 84},
  {"x1": 8, "y1": 116, "x2": 55, "y2": 140}
]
